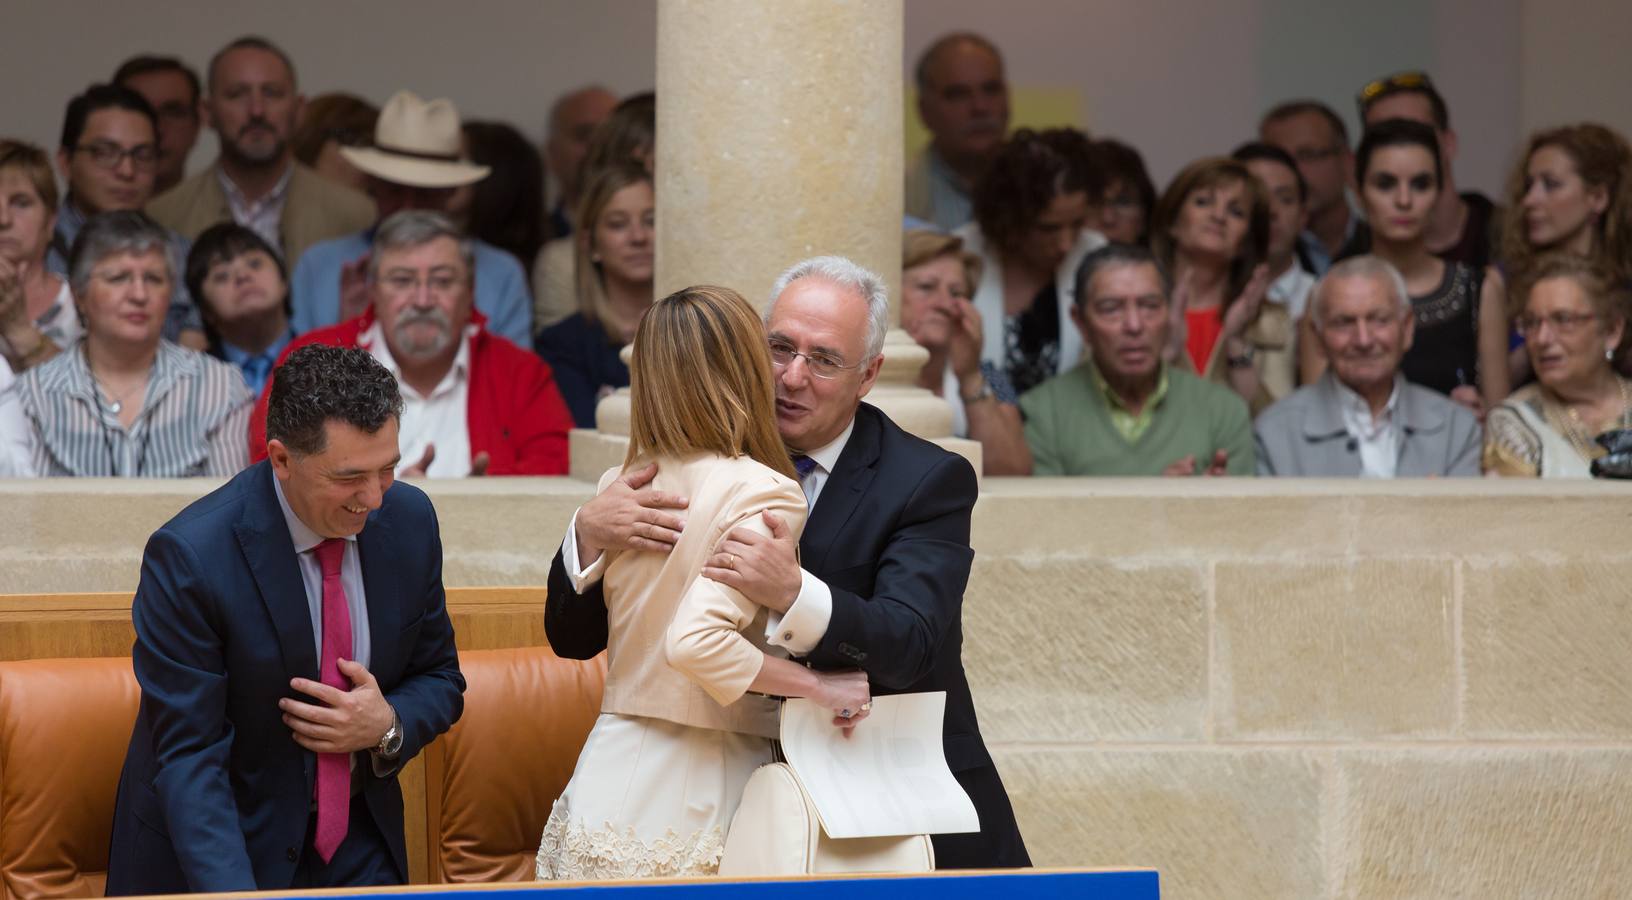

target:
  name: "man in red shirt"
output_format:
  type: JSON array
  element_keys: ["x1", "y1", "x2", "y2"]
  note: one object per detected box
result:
[{"x1": 251, "y1": 210, "x2": 570, "y2": 475}]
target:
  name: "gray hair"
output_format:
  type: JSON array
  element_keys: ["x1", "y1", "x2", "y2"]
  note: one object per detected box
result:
[
  {"x1": 1311, "y1": 255, "x2": 1412, "y2": 325},
  {"x1": 914, "y1": 32, "x2": 1004, "y2": 92},
  {"x1": 68, "y1": 210, "x2": 176, "y2": 299},
  {"x1": 1072, "y1": 242, "x2": 1172, "y2": 307},
  {"x1": 768, "y1": 255, "x2": 891, "y2": 360},
  {"x1": 368, "y1": 210, "x2": 476, "y2": 283}
]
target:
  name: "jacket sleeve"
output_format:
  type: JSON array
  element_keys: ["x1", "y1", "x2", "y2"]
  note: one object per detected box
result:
[
  {"x1": 808, "y1": 452, "x2": 976, "y2": 690},
  {"x1": 1447, "y1": 407, "x2": 1483, "y2": 477},
  {"x1": 1218, "y1": 392, "x2": 1256, "y2": 475},
  {"x1": 380, "y1": 496, "x2": 465, "y2": 768},
  {"x1": 484, "y1": 348, "x2": 571, "y2": 475},
  {"x1": 1019, "y1": 389, "x2": 1065, "y2": 476},
  {"x1": 541, "y1": 466, "x2": 623, "y2": 658},
  {"x1": 130, "y1": 529, "x2": 258, "y2": 892},
  {"x1": 665, "y1": 476, "x2": 808, "y2": 705}
]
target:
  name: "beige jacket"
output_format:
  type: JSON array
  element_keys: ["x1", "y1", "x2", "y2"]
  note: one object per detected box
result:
[
  {"x1": 574, "y1": 454, "x2": 808, "y2": 739},
  {"x1": 1201, "y1": 300, "x2": 1297, "y2": 416},
  {"x1": 146, "y1": 162, "x2": 376, "y2": 270}
]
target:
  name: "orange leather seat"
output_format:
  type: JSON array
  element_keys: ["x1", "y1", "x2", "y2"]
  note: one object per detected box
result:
[
  {"x1": 423, "y1": 646, "x2": 606, "y2": 883},
  {"x1": 0, "y1": 657, "x2": 139, "y2": 899}
]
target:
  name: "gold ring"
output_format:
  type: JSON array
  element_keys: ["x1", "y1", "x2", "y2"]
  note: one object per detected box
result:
[{"x1": 860, "y1": 702, "x2": 872, "y2": 712}]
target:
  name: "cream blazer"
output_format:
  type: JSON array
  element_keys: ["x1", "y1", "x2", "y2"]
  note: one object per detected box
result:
[{"x1": 574, "y1": 453, "x2": 808, "y2": 739}]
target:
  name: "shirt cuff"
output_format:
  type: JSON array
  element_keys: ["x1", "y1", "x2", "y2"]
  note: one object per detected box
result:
[
  {"x1": 766, "y1": 569, "x2": 831, "y2": 655},
  {"x1": 562, "y1": 511, "x2": 607, "y2": 592}
]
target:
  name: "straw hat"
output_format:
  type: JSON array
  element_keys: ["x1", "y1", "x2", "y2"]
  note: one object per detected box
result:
[{"x1": 340, "y1": 90, "x2": 490, "y2": 188}]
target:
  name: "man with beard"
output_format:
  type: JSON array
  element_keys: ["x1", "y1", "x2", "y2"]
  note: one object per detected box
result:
[
  {"x1": 148, "y1": 36, "x2": 374, "y2": 271},
  {"x1": 906, "y1": 32, "x2": 1011, "y2": 232},
  {"x1": 248, "y1": 210, "x2": 570, "y2": 477}
]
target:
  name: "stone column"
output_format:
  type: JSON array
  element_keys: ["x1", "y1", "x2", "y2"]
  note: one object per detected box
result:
[{"x1": 570, "y1": 0, "x2": 978, "y2": 478}]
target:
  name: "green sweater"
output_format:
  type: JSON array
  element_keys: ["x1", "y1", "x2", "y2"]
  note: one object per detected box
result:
[{"x1": 1020, "y1": 363, "x2": 1255, "y2": 476}]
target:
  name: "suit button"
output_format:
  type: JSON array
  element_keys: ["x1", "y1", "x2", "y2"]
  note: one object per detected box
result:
[
  {"x1": 286, "y1": 847, "x2": 299, "y2": 862},
  {"x1": 783, "y1": 632, "x2": 795, "y2": 641},
  {"x1": 854, "y1": 651, "x2": 868, "y2": 663}
]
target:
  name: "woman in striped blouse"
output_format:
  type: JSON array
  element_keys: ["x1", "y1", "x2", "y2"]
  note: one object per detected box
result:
[{"x1": 12, "y1": 211, "x2": 252, "y2": 477}]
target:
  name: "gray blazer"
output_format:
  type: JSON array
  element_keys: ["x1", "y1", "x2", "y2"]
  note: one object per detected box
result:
[{"x1": 1253, "y1": 373, "x2": 1482, "y2": 477}]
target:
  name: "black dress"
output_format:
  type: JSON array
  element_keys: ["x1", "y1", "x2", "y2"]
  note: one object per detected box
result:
[
  {"x1": 1402, "y1": 261, "x2": 1483, "y2": 397},
  {"x1": 534, "y1": 313, "x2": 629, "y2": 428}
]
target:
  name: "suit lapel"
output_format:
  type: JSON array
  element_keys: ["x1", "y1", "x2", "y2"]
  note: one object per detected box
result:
[
  {"x1": 800, "y1": 406, "x2": 881, "y2": 574},
  {"x1": 358, "y1": 503, "x2": 400, "y2": 683},
  {"x1": 236, "y1": 463, "x2": 318, "y2": 682}
]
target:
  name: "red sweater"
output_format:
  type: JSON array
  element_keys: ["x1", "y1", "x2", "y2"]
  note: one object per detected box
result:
[{"x1": 249, "y1": 309, "x2": 572, "y2": 475}]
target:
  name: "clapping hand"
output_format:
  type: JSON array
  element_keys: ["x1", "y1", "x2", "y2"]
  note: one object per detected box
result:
[{"x1": 1221, "y1": 263, "x2": 1272, "y2": 340}]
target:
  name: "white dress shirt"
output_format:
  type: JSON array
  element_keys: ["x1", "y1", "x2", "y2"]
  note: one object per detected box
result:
[
  {"x1": 1269, "y1": 264, "x2": 1317, "y2": 325},
  {"x1": 219, "y1": 164, "x2": 293, "y2": 256},
  {"x1": 1336, "y1": 378, "x2": 1402, "y2": 479},
  {"x1": 361, "y1": 321, "x2": 474, "y2": 478},
  {"x1": 0, "y1": 355, "x2": 39, "y2": 477}
]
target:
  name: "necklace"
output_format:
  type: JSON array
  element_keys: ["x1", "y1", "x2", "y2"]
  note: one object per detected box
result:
[
  {"x1": 1555, "y1": 377, "x2": 1632, "y2": 461},
  {"x1": 84, "y1": 349, "x2": 148, "y2": 416}
]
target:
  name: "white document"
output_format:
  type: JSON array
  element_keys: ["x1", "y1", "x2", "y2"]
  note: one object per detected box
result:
[{"x1": 779, "y1": 691, "x2": 980, "y2": 839}]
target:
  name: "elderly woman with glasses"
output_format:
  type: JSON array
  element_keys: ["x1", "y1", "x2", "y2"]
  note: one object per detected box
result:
[
  {"x1": 11, "y1": 211, "x2": 252, "y2": 477},
  {"x1": 1484, "y1": 255, "x2": 1632, "y2": 477}
]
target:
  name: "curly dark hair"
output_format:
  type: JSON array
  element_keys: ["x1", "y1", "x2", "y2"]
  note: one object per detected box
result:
[
  {"x1": 973, "y1": 128, "x2": 1102, "y2": 255},
  {"x1": 265, "y1": 345, "x2": 403, "y2": 456}
]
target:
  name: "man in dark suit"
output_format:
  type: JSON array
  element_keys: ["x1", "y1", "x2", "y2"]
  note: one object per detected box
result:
[
  {"x1": 545, "y1": 256, "x2": 1029, "y2": 868},
  {"x1": 106, "y1": 345, "x2": 464, "y2": 894}
]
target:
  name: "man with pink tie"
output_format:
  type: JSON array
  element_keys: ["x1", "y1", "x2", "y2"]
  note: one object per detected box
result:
[{"x1": 106, "y1": 344, "x2": 464, "y2": 893}]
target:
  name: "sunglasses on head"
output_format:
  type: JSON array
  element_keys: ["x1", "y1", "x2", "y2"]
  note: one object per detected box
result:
[{"x1": 1356, "y1": 70, "x2": 1435, "y2": 115}]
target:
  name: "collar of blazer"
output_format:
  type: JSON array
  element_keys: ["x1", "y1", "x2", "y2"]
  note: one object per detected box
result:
[{"x1": 799, "y1": 403, "x2": 883, "y2": 574}]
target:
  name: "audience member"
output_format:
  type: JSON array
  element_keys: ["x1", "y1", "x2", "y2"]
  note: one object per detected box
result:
[
  {"x1": 147, "y1": 36, "x2": 375, "y2": 269},
  {"x1": 112, "y1": 55, "x2": 203, "y2": 195},
  {"x1": 960, "y1": 128, "x2": 1105, "y2": 396},
  {"x1": 49, "y1": 84, "x2": 205, "y2": 349},
  {"x1": 105, "y1": 342, "x2": 463, "y2": 894},
  {"x1": 1232, "y1": 142, "x2": 1318, "y2": 324},
  {"x1": 533, "y1": 92, "x2": 655, "y2": 330},
  {"x1": 1354, "y1": 70, "x2": 1500, "y2": 271},
  {"x1": 254, "y1": 211, "x2": 571, "y2": 476},
  {"x1": 541, "y1": 85, "x2": 618, "y2": 237},
  {"x1": 901, "y1": 229, "x2": 1030, "y2": 474},
  {"x1": 0, "y1": 357, "x2": 35, "y2": 476},
  {"x1": 452, "y1": 120, "x2": 547, "y2": 276},
  {"x1": 533, "y1": 161, "x2": 652, "y2": 428},
  {"x1": 1150, "y1": 157, "x2": 1284, "y2": 412},
  {"x1": 907, "y1": 32, "x2": 1011, "y2": 232},
  {"x1": 1020, "y1": 243, "x2": 1253, "y2": 476},
  {"x1": 290, "y1": 92, "x2": 380, "y2": 195},
  {"x1": 1255, "y1": 256, "x2": 1481, "y2": 477},
  {"x1": 1299, "y1": 119, "x2": 1509, "y2": 413},
  {"x1": 13, "y1": 211, "x2": 252, "y2": 476},
  {"x1": 0, "y1": 140, "x2": 71, "y2": 372},
  {"x1": 289, "y1": 91, "x2": 532, "y2": 347},
  {"x1": 1260, "y1": 100, "x2": 1359, "y2": 274},
  {"x1": 1485, "y1": 255, "x2": 1632, "y2": 477},
  {"x1": 1086, "y1": 138, "x2": 1157, "y2": 245},
  {"x1": 185, "y1": 222, "x2": 295, "y2": 395}
]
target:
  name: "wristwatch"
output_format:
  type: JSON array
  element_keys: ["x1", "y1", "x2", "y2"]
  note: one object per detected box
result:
[
  {"x1": 959, "y1": 379, "x2": 995, "y2": 404},
  {"x1": 1225, "y1": 345, "x2": 1257, "y2": 370},
  {"x1": 375, "y1": 708, "x2": 403, "y2": 758}
]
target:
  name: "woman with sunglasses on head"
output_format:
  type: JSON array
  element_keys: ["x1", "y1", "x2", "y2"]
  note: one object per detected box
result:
[
  {"x1": 1485, "y1": 256, "x2": 1632, "y2": 477},
  {"x1": 1300, "y1": 119, "x2": 1509, "y2": 414}
]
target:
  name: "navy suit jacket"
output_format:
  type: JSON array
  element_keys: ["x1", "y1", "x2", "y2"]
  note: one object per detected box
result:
[{"x1": 105, "y1": 461, "x2": 465, "y2": 894}]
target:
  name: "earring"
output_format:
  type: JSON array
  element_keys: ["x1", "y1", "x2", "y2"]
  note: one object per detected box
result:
[{"x1": 1608, "y1": 347, "x2": 1616, "y2": 362}]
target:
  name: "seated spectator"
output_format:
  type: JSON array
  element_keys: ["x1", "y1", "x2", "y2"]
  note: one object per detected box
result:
[
  {"x1": 451, "y1": 120, "x2": 547, "y2": 276},
  {"x1": 49, "y1": 84, "x2": 205, "y2": 348},
  {"x1": 533, "y1": 161, "x2": 652, "y2": 428},
  {"x1": 1232, "y1": 142, "x2": 1318, "y2": 325},
  {"x1": 253, "y1": 210, "x2": 571, "y2": 476},
  {"x1": 901, "y1": 229, "x2": 1030, "y2": 474},
  {"x1": 1086, "y1": 138, "x2": 1156, "y2": 245},
  {"x1": 184, "y1": 223, "x2": 294, "y2": 395},
  {"x1": 0, "y1": 356, "x2": 35, "y2": 476},
  {"x1": 906, "y1": 32, "x2": 1011, "y2": 232},
  {"x1": 1151, "y1": 157, "x2": 1286, "y2": 412},
  {"x1": 0, "y1": 140, "x2": 70, "y2": 373},
  {"x1": 1298, "y1": 119, "x2": 1509, "y2": 413},
  {"x1": 1485, "y1": 255, "x2": 1632, "y2": 477},
  {"x1": 1019, "y1": 243, "x2": 1253, "y2": 476},
  {"x1": 1255, "y1": 256, "x2": 1480, "y2": 477},
  {"x1": 959, "y1": 128, "x2": 1105, "y2": 396},
  {"x1": 290, "y1": 91, "x2": 532, "y2": 347},
  {"x1": 147, "y1": 36, "x2": 376, "y2": 269},
  {"x1": 289, "y1": 91, "x2": 379, "y2": 194},
  {"x1": 1354, "y1": 70, "x2": 1500, "y2": 271},
  {"x1": 112, "y1": 55, "x2": 202, "y2": 196},
  {"x1": 1259, "y1": 100, "x2": 1359, "y2": 274},
  {"x1": 13, "y1": 211, "x2": 252, "y2": 476},
  {"x1": 533, "y1": 92, "x2": 655, "y2": 332},
  {"x1": 542, "y1": 85, "x2": 618, "y2": 238}
]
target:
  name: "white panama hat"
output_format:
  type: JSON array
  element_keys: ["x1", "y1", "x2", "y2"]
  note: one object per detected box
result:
[{"x1": 339, "y1": 90, "x2": 490, "y2": 188}]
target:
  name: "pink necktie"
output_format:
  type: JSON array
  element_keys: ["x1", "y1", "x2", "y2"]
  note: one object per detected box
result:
[{"x1": 312, "y1": 538, "x2": 353, "y2": 863}]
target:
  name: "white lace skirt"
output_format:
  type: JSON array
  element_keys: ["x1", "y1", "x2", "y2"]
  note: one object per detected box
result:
[{"x1": 535, "y1": 712, "x2": 774, "y2": 880}]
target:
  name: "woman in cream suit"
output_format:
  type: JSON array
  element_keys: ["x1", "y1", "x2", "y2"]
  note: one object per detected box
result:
[{"x1": 535, "y1": 286, "x2": 872, "y2": 880}]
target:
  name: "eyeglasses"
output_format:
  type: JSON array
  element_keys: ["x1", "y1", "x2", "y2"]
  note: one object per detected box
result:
[
  {"x1": 70, "y1": 141, "x2": 159, "y2": 171},
  {"x1": 1356, "y1": 70, "x2": 1435, "y2": 114},
  {"x1": 1516, "y1": 311, "x2": 1600, "y2": 337},
  {"x1": 768, "y1": 339, "x2": 864, "y2": 380},
  {"x1": 377, "y1": 273, "x2": 464, "y2": 297}
]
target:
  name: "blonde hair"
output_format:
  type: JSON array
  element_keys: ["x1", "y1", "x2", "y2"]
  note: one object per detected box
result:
[
  {"x1": 902, "y1": 229, "x2": 983, "y2": 294},
  {"x1": 0, "y1": 139, "x2": 59, "y2": 214},
  {"x1": 625, "y1": 285, "x2": 795, "y2": 480},
  {"x1": 573, "y1": 160, "x2": 654, "y2": 331}
]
